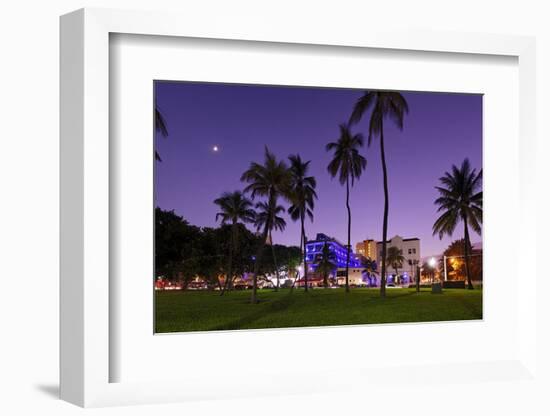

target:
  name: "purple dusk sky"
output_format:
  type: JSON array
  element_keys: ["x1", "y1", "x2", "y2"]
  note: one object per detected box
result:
[{"x1": 155, "y1": 81, "x2": 482, "y2": 257}]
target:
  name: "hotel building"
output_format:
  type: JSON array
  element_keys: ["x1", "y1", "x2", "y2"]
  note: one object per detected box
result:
[
  {"x1": 301, "y1": 233, "x2": 421, "y2": 287},
  {"x1": 376, "y1": 235, "x2": 421, "y2": 283},
  {"x1": 357, "y1": 235, "x2": 421, "y2": 284},
  {"x1": 303, "y1": 233, "x2": 365, "y2": 286}
]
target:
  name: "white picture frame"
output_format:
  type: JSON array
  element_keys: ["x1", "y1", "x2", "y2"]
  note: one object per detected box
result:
[{"x1": 60, "y1": 7, "x2": 538, "y2": 408}]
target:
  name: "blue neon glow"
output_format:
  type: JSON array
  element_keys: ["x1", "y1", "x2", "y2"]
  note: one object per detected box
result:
[{"x1": 305, "y1": 233, "x2": 362, "y2": 269}]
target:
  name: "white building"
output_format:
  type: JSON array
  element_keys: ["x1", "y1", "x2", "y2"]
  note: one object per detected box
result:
[
  {"x1": 335, "y1": 268, "x2": 368, "y2": 287},
  {"x1": 376, "y1": 235, "x2": 421, "y2": 281}
]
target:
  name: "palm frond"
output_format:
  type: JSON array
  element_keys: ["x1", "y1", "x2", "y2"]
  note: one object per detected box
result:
[
  {"x1": 326, "y1": 123, "x2": 367, "y2": 186},
  {"x1": 432, "y1": 158, "x2": 483, "y2": 239},
  {"x1": 349, "y1": 91, "x2": 376, "y2": 125}
]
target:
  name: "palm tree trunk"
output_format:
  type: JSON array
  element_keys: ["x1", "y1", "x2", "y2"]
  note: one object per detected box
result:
[
  {"x1": 380, "y1": 121, "x2": 388, "y2": 298},
  {"x1": 302, "y1": 216, "x2": 308, "y2": 292},
  {"x1": 345, "y1": 177, "x2": 351, "y2": 293},
  {"x1": 290, "y1": 228, "x2": 305, "y2": 292},
  {"x1": 220, "y1": 222, "x2": 237, "y2": 296},
  {"x1": 463, "y1": 217, "x2": 474, "y2": 290},
  {"x1": 270, "y1": 232, "x2": 280, "y2": 292},
  {"x1": 251, "y1": 225, "x2": 268, "y2": 303}
]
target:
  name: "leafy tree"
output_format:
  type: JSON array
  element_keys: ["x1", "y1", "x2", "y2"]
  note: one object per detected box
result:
[
  {"x1": 441, "y1": 239, "x2": 482, "y2": 282},
  {"x1": 232, "y1": 224, "x2": 262, "y2": 279},
  {"x1": 155, "y1": 208, "x2": 200, "y2": 282},
  {"x1": 214, "y1": 191, "x2": 256, "y2": 294},
  {"x1": 155, "y1": 207, "x2": 303, "y2": 294},
  {"x1": 257, "y1": 244, "x2": 301, "y2": 284},
  {"x1": 282, "y1": 245, "x2": 302, "y2": 285},
  {"x1": 288, "y1": 154, "x2": 317, "y2": 291},
  {"x1": 241, "y1": 147, "x2": 291, "y2": 303},
  {"x1": 197, "y1": 227, "x2": 229, "y2": 290},
  {"x1": 326, "y1": 123, "x2": 367, "y2": 292},
  {"x1": 349, "y1": 91, "x2": 409, "y2": 297},
  {"x1": 315, "y1": 242, "x2": 337, "y2": 288},
  {"x1": 386, "y1": 246, "x2": 405, "y2": 284},
  {"x1": 433, "y1": 158, "x2": 482, "y2": 290}
]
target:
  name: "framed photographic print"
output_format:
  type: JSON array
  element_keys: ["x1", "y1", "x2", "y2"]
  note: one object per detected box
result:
[
  {"x1": 152, "y1": 81, "x2": 483, "y2": 334},
  {"x1": 60, "y1": 7, "x2": 538, "y2": 409}
]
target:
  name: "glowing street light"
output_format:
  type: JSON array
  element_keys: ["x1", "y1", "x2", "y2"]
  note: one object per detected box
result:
[{"x1": 428, "y1": 257, "x2": 437, "y2": 284}]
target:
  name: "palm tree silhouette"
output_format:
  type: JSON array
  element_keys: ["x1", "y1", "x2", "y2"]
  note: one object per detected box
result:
[
  {"x1": 360, "y1": 256, "x2": 378, "y2": 286},
  {"x1": 386, "y1": 246, "x2": 405, "y2": 285},
  {"x1": 326, "y1": 123, "x2": 367, "y2": 293},
  {"x1": 254, "y1": 200, "x2": 287, "y2": 290},
  {"x1": 432, "y1": 158, "x2": 482, "y2": 290},
  {"x1": 315, "y1": 242, "x2": 336, "y2": 288},
  {"x1": 241, "y1": 147, "x2": 291, "y2": 303},
  {"x1": 288, "y1": 154, "x2": 317, "y2": 292},
  {"x1": 349, "y1": 91, "x2": 409, "y2": 297},
  {"x1": 155, "y1": 106, "x2": 168, "y2": 162},
  {"x1": 214, "y1": 191, "x2": 256, "y2": 295}
]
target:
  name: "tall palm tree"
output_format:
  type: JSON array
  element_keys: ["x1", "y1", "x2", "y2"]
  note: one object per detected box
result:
[
  {"x1": 349, "y1": 91, "x2": 409, "y2": 297},
  {"x1": 386, "y1": 246, "x2": 405, "y2": 285},
  {"x1": 432, "y1": 158, "x2": 482, "y2": 290},
  {"x1": 241, "y1": 147, "x2": 291, "y2": 303},
  {"x1": 326, "y1": 123, "x2": 367, "y2": 293},
  {"x1": 155, "y1": 106, "x2": 168, "y2": 162},
  {"x1": 254, "y1": 200, "x2": 287, "y2": 290},
  {"x1": 214, "y1": 191, "x2": 256, "y2": 295},
  {"x1": 315, "y1": 242, "x2": 337, "y2": 288},
  {"x1": 288, "y1": 154, "x2": 317, "y2": 292}
]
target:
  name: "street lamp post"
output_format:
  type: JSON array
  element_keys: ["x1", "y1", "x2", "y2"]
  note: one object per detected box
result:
[{"x1": 412, "y1": 259, "x2": 420, "y2": 293}]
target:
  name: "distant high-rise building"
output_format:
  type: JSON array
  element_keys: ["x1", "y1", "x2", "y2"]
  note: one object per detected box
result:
[{"x1": 355, "y1": 239, "x2": 378, "y2": 260}]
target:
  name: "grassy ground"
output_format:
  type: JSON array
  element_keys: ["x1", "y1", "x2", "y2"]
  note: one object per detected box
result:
[{"x1": 155, "y1": 287, "x2": 482, "y2": 333}]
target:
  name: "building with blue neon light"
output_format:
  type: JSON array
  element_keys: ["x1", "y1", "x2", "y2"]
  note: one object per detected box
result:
[{"x1": 305, "y1": 233, "x2": 362, "y2": 269}]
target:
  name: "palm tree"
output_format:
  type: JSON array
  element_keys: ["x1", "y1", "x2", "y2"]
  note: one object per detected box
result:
[
  {"x1": 155, "y1": 106, "x2": 168, "y2": 162},
  {"x1": 288, "y1": 154, "x2": 318, "y2": 292},
  {"x1": 360, "y1": 256, "x2": 378, "y2": 287},
  {"x1": 386, "y1": 246, "x2": 405, "y2": 285},
  {"x1": 432, "y1": 158, "x2": 482, "y2": 290},
  {"x1": 214, "y1": 191, "x2": 256, "y2": 295},
  {"x1": 326, "y1": 123, "x2": 367, "y2": 293},
  {"x1": 254, "y1": 200, "x2": 287, "y2": 291},
  {"x1": 315, "y1": 242, "x2": 336, "y2": 288},
  {"x1": 349, "y1": 91, "x2": 409, "y2": 297},
  {"x1": 241, "y1": 147, "x2": 291, "y2": 303}
]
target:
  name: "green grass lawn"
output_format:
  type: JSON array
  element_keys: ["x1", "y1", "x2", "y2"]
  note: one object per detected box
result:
[{"x1": 155, "y1": 287, "x2": 482, "y2": 333}]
